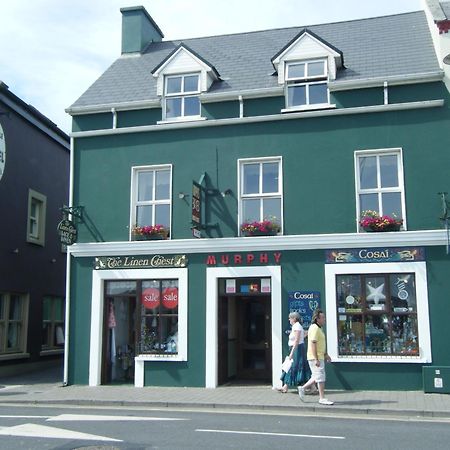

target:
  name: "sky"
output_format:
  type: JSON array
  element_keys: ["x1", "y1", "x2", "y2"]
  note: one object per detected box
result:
[{"x1": 0, "y1": 0, "x2": 424, "y2": 134}]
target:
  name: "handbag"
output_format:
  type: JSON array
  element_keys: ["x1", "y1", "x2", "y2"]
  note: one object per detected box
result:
[{"x1": 281, "y1": 356, "x2": 293, "y2": 373}]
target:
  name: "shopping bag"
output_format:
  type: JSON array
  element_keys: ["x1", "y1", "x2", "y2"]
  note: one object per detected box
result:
[{"x1": 281, "y1": 356, "x2": 293, "y2": 373}]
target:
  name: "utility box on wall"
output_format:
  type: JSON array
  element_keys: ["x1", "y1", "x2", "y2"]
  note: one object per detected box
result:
[{"x1": 423, "y1": 367, "x2": 450, "y2": 394}]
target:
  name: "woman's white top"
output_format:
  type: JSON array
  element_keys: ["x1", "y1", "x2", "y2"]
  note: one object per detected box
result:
[{"x1": 288, "y1": 321, "x2": 305, "y2": 347}]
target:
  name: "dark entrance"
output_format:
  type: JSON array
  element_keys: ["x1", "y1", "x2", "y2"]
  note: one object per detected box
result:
[
  {"x1": 102, "y1": 281, "x2": 137, "y2": 384},
  {"x1": 218, "y1": 278, "x2": 272, "y2": 385}
]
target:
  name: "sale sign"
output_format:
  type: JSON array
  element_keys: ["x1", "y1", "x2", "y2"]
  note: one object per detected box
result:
[
  {"x1": 141, "y1": 288, "x2": 160, "y2": 309},
  {"x1": 162, "y1": 287, "x2": 178, "y2": 309}
]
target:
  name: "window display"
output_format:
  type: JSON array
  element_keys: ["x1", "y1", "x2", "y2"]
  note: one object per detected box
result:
[{"x1": 336, "y1": 273, "x2": 418, "y2": 356}]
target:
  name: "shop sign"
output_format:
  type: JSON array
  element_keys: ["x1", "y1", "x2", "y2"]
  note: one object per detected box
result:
[
  {"x1": 162, "y1": 287, "x2": 178, "y2": 309},
  {"x1": 94, "y1": 254, "x2": 188, "y2": 270},
  {"x1": 325, "y1": 247, "x2": 425, "y2": 264},
  {"x1": 141, "y1": 287, "x2": 160, "y2": 309},
  {"x1": 57, "y1": 218, "x2": 77, "y2": 245},
  {"x1": 288, "y1": 291, "x2": 321, "y2": 329},
  {"x1": 192, "y1": 181, "x2": 202, "y2": 226},
  {"x1": 206, "y1": 252, "x2": 281, "y2": 266}
]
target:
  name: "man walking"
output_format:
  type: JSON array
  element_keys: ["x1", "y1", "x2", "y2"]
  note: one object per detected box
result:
[{"x1": 298, "y1": 309, "x2": 334, "y2": 405}]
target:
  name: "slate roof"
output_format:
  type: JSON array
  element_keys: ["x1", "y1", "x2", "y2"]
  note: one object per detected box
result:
[{"x1": 69, "y1": 10, "x2": 441, "y2": 110}]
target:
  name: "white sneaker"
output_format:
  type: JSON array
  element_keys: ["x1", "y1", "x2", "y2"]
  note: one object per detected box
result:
[
  {"x1": 318, "y1": 398, "x2": 334, "y2": 405},
  {"x1": 298, "y1": 386, "x2": 305, "y2": 402}
]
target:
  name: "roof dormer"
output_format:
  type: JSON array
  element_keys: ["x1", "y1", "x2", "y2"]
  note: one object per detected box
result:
[{"x1": 271, "y1": 29, "x2": 344, "y2": 85}]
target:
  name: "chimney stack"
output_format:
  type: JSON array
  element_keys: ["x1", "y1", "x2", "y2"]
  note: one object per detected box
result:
[{"x1": 120, "y1": 6, "x2": 164, "y2": 54}]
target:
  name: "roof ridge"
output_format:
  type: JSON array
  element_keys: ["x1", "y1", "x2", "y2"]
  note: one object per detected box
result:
[{"x1": 157, "y1": 9, "x2": 423, "y2": 44}]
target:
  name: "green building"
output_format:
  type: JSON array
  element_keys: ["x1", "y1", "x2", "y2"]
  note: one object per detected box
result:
[{"x1": 65, "y1": 3, "x2": 450, "y2": 391}]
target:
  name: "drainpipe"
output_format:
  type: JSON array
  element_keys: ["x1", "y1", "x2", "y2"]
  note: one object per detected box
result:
[
  {"x1": 63, "y1": 136, "x2": 75, "y2": 386},
  {"x1": 112, "y1": 108, "x2": 117, "y2": 129},
  {"x1": 383, "y1": 81, "x2": 389, "y2": 105},
  {"x1": 238, "y1": 95, "x2": 244, "y2": 118}
]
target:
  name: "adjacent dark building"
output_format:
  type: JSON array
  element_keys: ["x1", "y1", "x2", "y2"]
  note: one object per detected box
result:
[{"x1": 0, "y1": 81, "x2": 69, "y2": 376}]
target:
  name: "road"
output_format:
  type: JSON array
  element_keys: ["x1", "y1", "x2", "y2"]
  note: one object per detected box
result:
[{"x1": 0, "y1": 404, "x2": 449, "y2": 449}]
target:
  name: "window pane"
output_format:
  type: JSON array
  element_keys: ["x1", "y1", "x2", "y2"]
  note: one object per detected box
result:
[
  {"x1": 336, "y1": 275, "x2": 362, "y2": 310},
  {"x1": 42, "y1": 323, "x2": 50, "y2": 347},
  {"x1": 288, "y1": 63, "x2": 305, "y2": 79},
  {"x1": 381, "y1": 192, "x2": 402, "y2": 218},
  {"x1": 262, "y1": 163, "x2": 278, "y2": 193},
  {"x1": 242, "y1": 198, "x2": 260, "y2": 222},
  {"x1": 309, "y1": 83, "x2": 328, "y2": 104},
  {"x1": 138, "y1": 171, "x2": 153, "y2": 201},
  {"x1": 288, "y1": 85, "x2": 306, "y2": 107},
  {"x1": 7, "y1": 323, "x2": 21, "y2": 350},
  {"x1": 166, "y1": 77, "x2": 182, "y2": 94},
  {"x1": 43, "y1": 298, "x2": 51, "y2": 321},
  {"x1": 338, "y1": 314, "x2": 363, "y2": 354},
  {"x1": 155, "y1": 204, "x2": 170, "y2": 228},
  {"x1": 365, "y1": 276, "x2": 387, "y2": 310},
  {"x1": 262, "y1": 198, "x2": 281, "y2": 221},
  {"x1": 359, "y1": 156, "x2": 377, "y2": 189},
  {"x1": 160, "y1": 280, "x2": 179, "y2": 314},
  {"x1": 390, "y1": 273, "x2": 416, "y2": 313},
  {"x1": 106, "y1": 281, "x2": 137, "y2": 296},
  {"x1": 30, "y1": 200, "x2": 38, "y2": 218},
  {"x1": 184, "y1": 96, "x2": 200, "y2": 116},
  {"x1": 155, "y1": 170, "x2": 170, "y2": 200},
  {"x1": 166, "y1": 98, "x2": 182, "y2": 118},
  {"x1": 9, "y1": 296, "x2": 22, "y2": 320},
  {"x1": 308, "y1": 61, "x2": 325, "y2": 77},
  {"x1": 136, "y1": 205, "x2": 152, "y2": 226},
  {"x1": 359, "y1": 193, "x2": 378, "y2": 213},
  {"x1": 392, "y1": 315, "x2": 419, "y2": 355},
  {"x1": 365, "y1": 314, "x2": 390, "y2": 354},
  {"x1": 0, "y1": 294, "x2": 4, "y2": 319},
  {"x1": 54, "y1": 299, "x2": 64, "y2": 321},
  {"x1": 183, "y1": 75, "x2": 199, "y2": 93},
  {"x1": 380, "y1": 155, "x2": 399, "y2": 188},
  {"x1": 243, "y1": 164, "x2": 259, "y2": 194}
]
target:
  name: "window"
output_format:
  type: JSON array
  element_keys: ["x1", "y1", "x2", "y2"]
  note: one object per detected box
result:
[
  {"x1": 239, "y1": 158, "x2": 282, "y2": 234},
  {"x1": 355, "y1": 149, "x2": 405, "y2": 230},
  {"x1": 27, "y1": 189, "x2": 46, "y2": 246},
  {"x1": 164, "y1": 73, "x2": 200, "y2": 120},
  {"x1": 131, "y1": 166, "x2": 171, "y2": 238},
  {"x1": 285, "y1": 59, "x2": 329, "y2": 109},
  {"x1": 139, "y1": 279, "x2": 179, "y2": 355},
  {"x1": 41, "y1": 296, "x2": 64, "y2": 351},
  {"x1": 0, "y1": 293, "x2": 28, "y2": 355},
  {"x1": 325, "y1": 262, "x2": 431, "y2": 363}
]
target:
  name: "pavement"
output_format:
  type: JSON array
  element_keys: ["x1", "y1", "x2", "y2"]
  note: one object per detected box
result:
[{"x1": 1, "y1": 365, "x2": 450, "y2": 419}]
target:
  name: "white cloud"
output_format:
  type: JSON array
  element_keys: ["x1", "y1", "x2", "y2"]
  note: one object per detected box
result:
[{"x1": 0, "y1": 0, "x2": 422, "y2": 134}]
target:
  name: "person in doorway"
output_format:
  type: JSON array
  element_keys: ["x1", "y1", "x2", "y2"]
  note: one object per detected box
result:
[
  {"x1": 298, "y1": 309, "x2": 334, "y2": 405},
  {"x1": 277, "y1": 311, "x2": 310, "y2": 393}
]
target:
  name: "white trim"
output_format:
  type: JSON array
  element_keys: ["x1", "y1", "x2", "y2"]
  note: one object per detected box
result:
[
  {"x1": 157, "y1": 116, "x2": 206, "y2": 125},
  {"x1": 205, "y1": 266, "x2": 282, "y2": 388},
  {"x1": 69, "y1": 100, "x2": 444, "y2": 138},
  {"x1": 328, "y1": 71, "x2": 444, "y2": 91},
  {"x1": 66, "y1": 99, "x2": 161, "y2": 115},
  {"x1": 325, "y1": 262, "x2": 432, "y2": 363},
  {"x1": 200, "y1": 87, "x2": 284, "y2": 103},
  {"x1": 354, "y1": 148, "x2": 407, "y2": 231},
  {"x1": 69, "y1": 229, "x2": 448, "y2": 258},
  {"x1": 89, "y1": 268, "x2": 188, "y2": 387},
  {"x1": 281, "y1": 103, "x2": 336, "y2": 113}
]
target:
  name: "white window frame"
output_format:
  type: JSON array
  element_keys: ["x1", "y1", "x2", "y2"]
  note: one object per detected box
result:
[
  {"x1": 237, "y1": 156, "x2": 283, "y2": 235},
  {"x1": 284, "y1": 59, "x2": 330, "y2": 111},
  {"x1": 355, "y1": 148, "x2": 406, "y2": 232},
  {"x1": 27, "y1": 189, "x2": 46, "y2": 246},
  {"x1": 89, "y1": 268, "x2": 188, "y2": 387},
  {"x1": 325, "y1": 261, "x2": 431, "y2": 363},
  {"x1": 130, "y1": 165, "x2": 172, "y2": 239},
  {"x1": 0, "y1": 292, "x2": 29, "y2": 358},
  {"x1": 163, "y1": 73, "x2": 201, "y2": 121}
]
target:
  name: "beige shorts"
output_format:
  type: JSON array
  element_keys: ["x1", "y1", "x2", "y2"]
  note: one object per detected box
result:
[{"x1": 308, "y1": 359, "x2": 326, "y2": 383}]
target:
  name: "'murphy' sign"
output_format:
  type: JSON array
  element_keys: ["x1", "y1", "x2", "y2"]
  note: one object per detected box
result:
[{"x1": 94, "y1": 254, "x2": 188, "y2": 270}]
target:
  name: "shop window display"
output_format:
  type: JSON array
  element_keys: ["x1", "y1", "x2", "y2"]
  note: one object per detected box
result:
[{"x1": 336, "y1": 273, "x2": 418, "y2": 356}]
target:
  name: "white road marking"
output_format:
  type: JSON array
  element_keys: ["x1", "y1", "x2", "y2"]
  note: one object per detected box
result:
[
  {"x1": 47, "y1": 414, "x2": 186, "y2": 422},
  {"x1": 196, "y1": 429, "x2": 345, "y2": 440},
  {"x1": 0, "y1": 415, "x2": 49, "y2": 419},
  {"x1": 0, "y1": 385, "x2": 23, "y2": 391},
  {"x1": 0, "y1": 423, "x2": 122, "y2": 441}
]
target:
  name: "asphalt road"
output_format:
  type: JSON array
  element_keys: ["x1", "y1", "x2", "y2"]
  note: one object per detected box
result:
[{"x1": 0, "y1": 404, "x2": 449, "y2": 449}]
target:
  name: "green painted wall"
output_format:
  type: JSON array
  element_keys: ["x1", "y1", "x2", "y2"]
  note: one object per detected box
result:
[
  {"x1": 202, "y1": 101, "x2": 239, "y2": 120},
  {"x1": 245, "y1": 96, "x2": 285, "y2": 117},
  {"x1": 118, "y1": 109, "x2": 161, "y2": 128},
  {"x1": 332, "y1": 88, "x2": 383, "y2": 108},
  {"x1": 72, "y1": 113, "x2": 112, "y2": 132}
]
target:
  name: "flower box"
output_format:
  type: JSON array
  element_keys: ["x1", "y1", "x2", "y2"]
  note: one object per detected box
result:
[
  {"x1": 131, "y1": 224, "x2": 169, "y2": 241},
  {"x1": 240, "y1": 219, "x2": 280, "y2": 237},
  {"x1": 359, "y1": 210, "x2": 402, "y2": 232}
]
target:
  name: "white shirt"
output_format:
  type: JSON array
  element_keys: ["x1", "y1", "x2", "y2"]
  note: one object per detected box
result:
[{"x1": 288, "y1": 321, "x2": 304, "y2": 347}]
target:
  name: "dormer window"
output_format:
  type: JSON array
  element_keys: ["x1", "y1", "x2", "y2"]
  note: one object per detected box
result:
[
  {"x1": 285, "y1": 59, "x2": 329, "y2": 109},
  {"x1": 164, "y1": 73, "x2": 201, "y2": 120}
]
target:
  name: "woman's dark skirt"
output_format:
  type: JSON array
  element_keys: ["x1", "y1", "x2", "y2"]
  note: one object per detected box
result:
[{"x1": 280, "y1": 343, "x2": 311, "y2": 387}]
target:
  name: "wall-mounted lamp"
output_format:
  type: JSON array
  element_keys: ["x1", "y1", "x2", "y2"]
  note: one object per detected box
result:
[
  {"x1": 178, "y1": 192, "x2": 189, "y2": 199},
  {"x1": 221, "y1": 189, "x2": 232, "y2": 198}
]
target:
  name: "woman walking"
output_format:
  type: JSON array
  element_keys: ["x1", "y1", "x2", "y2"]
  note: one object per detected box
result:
[{"x1": 278, "y1": 312, "x2": 310, "y2": 392}]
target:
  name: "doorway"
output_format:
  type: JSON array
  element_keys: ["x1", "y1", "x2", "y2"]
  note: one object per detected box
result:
[
  {"x1": 102, "y1": 291, "x2": 136, "y2": 384},
  {"x1": 218, "y1": 280, "x2": 272, "y2": 385}
]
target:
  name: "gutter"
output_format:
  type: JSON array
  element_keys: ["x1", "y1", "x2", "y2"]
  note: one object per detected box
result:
[{"x1": 69, "y1": 99, "x2": 445, "y2": 138}]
